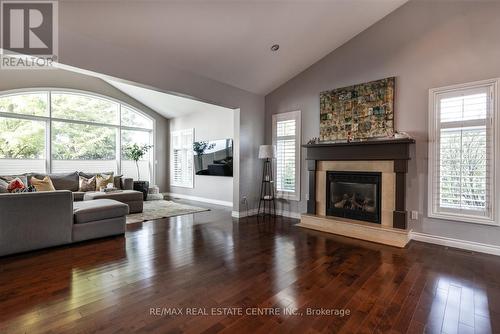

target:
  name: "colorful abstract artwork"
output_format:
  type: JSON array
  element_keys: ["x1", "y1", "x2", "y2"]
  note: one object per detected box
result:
[{"x1": 319, "y1": 77, "x2": 395, "y2": 141}]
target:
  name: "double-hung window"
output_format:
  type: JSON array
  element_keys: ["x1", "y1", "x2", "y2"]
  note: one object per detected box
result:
[
  {"x1": 171, "y1": 128, "x2": 194, "y2": 188},
  {"x1": 428, "y1": 79, "x2": 497, "y2": 225},
  {"x1": 272, "y1": 110, "x2": 301, "y2": 200}
]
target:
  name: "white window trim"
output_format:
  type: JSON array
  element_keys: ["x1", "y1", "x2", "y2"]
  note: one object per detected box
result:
[
  {"x1": 272, "y1": 110, "x2": 301, "y2": 201},
  {"x1": 0, "y1": 88, "x2": 156, "y2": 183},
  {"x1": 428, "y1": 78, "x2": 499, "y2": 226},
  {"x1": 170, "y1": 128, "x2": 194, "y2": 188}
]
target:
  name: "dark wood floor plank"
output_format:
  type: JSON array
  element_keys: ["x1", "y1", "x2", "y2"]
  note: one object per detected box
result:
[{"x1": 1, "y1": 203, "x2": 500, "y2": 334}]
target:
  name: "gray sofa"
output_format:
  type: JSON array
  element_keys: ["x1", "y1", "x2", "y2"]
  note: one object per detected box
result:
[
  {"x1": 0, "y1": 191, "x2": 129, "y2": 257},
  {"x1": 28, "y1": 171, "x2": 143, "y2": 214}
]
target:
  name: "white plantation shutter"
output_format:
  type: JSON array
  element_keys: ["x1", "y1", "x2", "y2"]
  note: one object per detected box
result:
[
  {"x1": 429, "y1": 81, "x2": 497, "y2": 224},
  {"x1": 272, "y1": 111, "x2": 301, "y2": 200},
  {"x1": 171, "y1": 129, "x2": 194, "y2": 188}
]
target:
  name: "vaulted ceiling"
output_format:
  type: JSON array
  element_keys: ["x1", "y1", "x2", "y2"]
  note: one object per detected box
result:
[{"x1": 60, "y1": 0, "x2": 408, "y2": 95}]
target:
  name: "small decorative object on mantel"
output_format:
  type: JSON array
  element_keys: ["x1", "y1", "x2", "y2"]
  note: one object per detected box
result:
[
  {"x1": 307, "y1": 137, "x2": 319, "y2": 145},
  {"x1": 393, "y1": 131, "x2": 411, "y2": 139},
  {"x1": 319, "y1": 77, "x2": 395, "y2": 142},
  {"x1": 257, "y1": 145, "x2": 276, "y2": 216}
]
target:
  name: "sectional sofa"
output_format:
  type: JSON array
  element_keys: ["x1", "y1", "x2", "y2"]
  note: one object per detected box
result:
[
  {"x1": 0, "y1": 172, "x2": 145, "y2": 257},
  {"x1": 29, "y1": 171, "x2": 144, "y2": 213}
]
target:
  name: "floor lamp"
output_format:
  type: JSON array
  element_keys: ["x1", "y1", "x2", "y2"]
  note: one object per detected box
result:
[{"x1": 258, "y1": 145, "x2": 276, "y2": 216}]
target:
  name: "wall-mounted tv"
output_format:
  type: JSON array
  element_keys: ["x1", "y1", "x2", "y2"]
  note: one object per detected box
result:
[{"x1": 193, "y1": 139, "x2": 233, "y2": 177}]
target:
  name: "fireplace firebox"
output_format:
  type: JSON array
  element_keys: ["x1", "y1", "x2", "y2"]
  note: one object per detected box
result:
[{"x1": 326, "y1": 171, "x2": 382, "y2": 224}]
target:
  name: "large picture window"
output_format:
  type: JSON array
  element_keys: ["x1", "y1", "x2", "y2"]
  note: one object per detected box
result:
[
  {"x1": 428, "y1": 79, "x2": 498, "y2": 225},
  {"x1": 0, "y1": 89, "x2": 155, "y2": 182}
]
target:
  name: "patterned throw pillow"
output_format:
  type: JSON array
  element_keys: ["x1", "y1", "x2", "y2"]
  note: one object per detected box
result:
[
  {"x1": 96, "y1": 173, "x2": 114, "y2": 190},
  {"x1": 10, "y1": 185, "x2": 37, "y2": 193},
  {"x1": 7, "y1": 177, "x2": 26, "y2": 192},
  {"x1": 79, "y1": 176, "x2": 96, "y2": 192},
  {"x1": 30, "y1": 176, "x2": 56, "y2": 192},
  {"x1": 0, "y1": 175, "x2": 28, "y2": 186}
]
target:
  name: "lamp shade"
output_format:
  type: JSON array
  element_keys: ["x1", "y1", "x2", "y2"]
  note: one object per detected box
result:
[{"x1": 258, "y1": 145, "x2": 276, "y2": 159}]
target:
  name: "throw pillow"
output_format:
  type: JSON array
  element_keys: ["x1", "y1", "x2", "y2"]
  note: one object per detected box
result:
[
  {"x1": 113, "y1": 175, "x2": 123, "y2": 189},
  {"x1": 30, "y1": 176, "x2": 56, "y2": 192},
  {"x1": 79, "y1": 175, "x2": 96, "y2": 192},
  {"x1": 0, "y1": 175, "x2": 28, "y2": 186},
  {"x1": 0, "y1": 179, "x2": 8, "y2": 193},
  {"x1": 10, "y1": 185, "x2": 37, "y2": 193},
  {"x1": 96, "y1": 173, "x2": 114, "y2": 190},
  {"x1": 7, "y1": 177, "x2": 26, "y2": 192}
]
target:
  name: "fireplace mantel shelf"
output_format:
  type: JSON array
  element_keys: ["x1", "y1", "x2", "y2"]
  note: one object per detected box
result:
[
  {"x1": 302, "y1": 138, "x2": 415, "y2": 148},
  {"x1": 303, "y1": 137, "x2": 414, "y2": 162}
]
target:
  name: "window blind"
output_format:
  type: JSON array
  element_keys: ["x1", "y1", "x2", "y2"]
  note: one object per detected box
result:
[
  {"x1": 171, "y1": 129, "x2": 194, "y2": 188},
  {"x1": 429, "y1": 83, "x2": 495, "y2": 224},
  {"x1": 272, "y1": 111, "x2": 301, "y2": 200}
]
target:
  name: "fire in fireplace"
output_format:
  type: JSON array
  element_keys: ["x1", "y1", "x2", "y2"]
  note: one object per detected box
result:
[{"x1": 326, "y1": 171, "x2": 382, "y2": 224}]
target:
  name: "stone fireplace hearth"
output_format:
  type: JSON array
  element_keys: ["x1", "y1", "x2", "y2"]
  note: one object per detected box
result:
[{"x1": 298, "y1": 138, "x2": 415, "y2": 247}]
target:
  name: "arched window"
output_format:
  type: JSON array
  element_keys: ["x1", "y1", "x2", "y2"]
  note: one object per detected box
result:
[{"x1": 0, "y1": 89, "x2": 155, "y2": 182}]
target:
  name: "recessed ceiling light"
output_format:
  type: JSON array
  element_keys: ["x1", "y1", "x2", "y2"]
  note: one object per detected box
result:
[{"x1": 270, "y1": 44, "x2": 280, "y2": 52}]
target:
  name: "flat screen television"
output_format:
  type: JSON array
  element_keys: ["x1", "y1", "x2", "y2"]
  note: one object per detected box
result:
[{"x1": 193, "y1": 139, "x2": 233, "y2": 177}]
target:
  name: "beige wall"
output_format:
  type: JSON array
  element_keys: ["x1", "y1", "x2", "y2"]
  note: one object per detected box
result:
[
  {"x1": 265, "y1": 0, "x2": 500, "y2": 245},
  {"x1": 0, "y1": 69, "x2": 170, "y2": 191}
]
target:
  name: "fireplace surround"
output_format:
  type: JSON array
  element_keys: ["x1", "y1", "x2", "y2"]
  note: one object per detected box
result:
[{"x1": 299, "y1": 138, "x2": 415, "y2": 247}]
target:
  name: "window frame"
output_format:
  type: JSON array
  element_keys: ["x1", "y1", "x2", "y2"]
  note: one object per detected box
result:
[
  {"x1": 272, "y1": 110, "x2": 301, "y2": 201},
  {"x1": 0, "y1": 88, "x2": 156, "y2": 183},
  {"x1": 428, "y1": 78, "x2": 499, "y2": 226},
  {"x1": 170, "y1": 128, "x2": 194, "y2": 188}
]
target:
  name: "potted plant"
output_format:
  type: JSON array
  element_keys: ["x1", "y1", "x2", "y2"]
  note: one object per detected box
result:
[{"x1": 123, "y1": 143, "x2": 153, "y2": 200}]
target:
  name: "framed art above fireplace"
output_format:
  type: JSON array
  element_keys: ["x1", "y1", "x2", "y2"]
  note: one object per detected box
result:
[{"x1": 319, "y1": 77, "x2": 395, "y2": 141}]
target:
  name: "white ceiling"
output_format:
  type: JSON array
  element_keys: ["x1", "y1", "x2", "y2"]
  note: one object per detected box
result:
[
  {"x1": 61, "y1": 0, "x2": 408, "y2": 95},
  {"x1": 106, "y1": 79, "x2": 232, "y2": 119}
]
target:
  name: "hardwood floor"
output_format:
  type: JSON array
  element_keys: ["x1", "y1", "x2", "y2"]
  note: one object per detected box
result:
[{"x1": 1, "y1": 203, "x2": 500, "y2": 333}]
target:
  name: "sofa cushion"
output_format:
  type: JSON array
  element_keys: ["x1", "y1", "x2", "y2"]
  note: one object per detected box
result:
[
  {"x1": 7, "y1": 177, "x2": 26, "y2": 192},
  {"x1": 113, "y1": 175, "x2": 123, "y2": 189},
  {"x1": 73, "y1": 199, "x2": 129, "y2": 224},
  {"x1": 84, "y1": 190, "x2": 143, "y2": 203},
  {"x1": 0, "y1": 179, "x2": 8, "y2": 193},
  {"x1": 96, "y1": 173, "x2": 114, "y2": 190},
  {"x1": 78, "y1": 172, "x2": 123, "y2": 190},
  {"x1": 30, "y1": 176, "x2": 56, "y2": 192},
  {"x1": 78, "y1": 175, "x2": 96, "y2": 192},
  {"x1": 30, "y1": 172, "x2": 79, "y2": 192},
  {"x1": 73, "y1": 192, "x2": 85, "y2": 201}
]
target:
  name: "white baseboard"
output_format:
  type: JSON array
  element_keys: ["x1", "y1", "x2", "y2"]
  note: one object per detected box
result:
[
  {"x1": 410, "y1": 231, "x2": 500, "y2": 256},
  {"x1": 231, "y1": 209, "x2": 300, "y2": 219},
  {"x1": 165, "y1": 192, "x2": 233, "y2": 208}
]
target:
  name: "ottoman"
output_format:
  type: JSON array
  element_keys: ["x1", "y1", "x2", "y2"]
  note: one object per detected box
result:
[
  {"x1": 83, "y1": 190, "x2": 143, "y2": 213},
  {"x1": 73, "y1": 199, "x2": 129, "y2": 242}
]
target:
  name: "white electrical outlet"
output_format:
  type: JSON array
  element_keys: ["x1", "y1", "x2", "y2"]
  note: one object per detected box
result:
[
  {"x1": 411, "y1": 211, "x2": 418, "y2": 220},
  {"x1": 306, "y1": 194, "x2": 309, "y2": 200}
]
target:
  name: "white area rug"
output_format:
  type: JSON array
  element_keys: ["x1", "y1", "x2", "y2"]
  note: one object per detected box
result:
[{"x1": 126, "y1": 200, "x2": 209, "y2": 224}]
